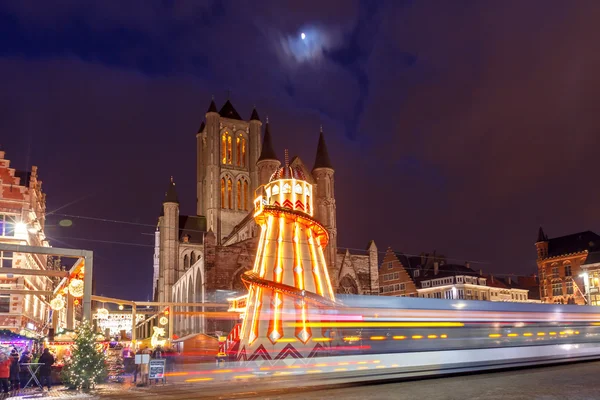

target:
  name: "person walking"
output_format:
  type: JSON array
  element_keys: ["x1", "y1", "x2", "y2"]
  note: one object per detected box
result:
[
  {"x1": 9, "y1": 349, "x2": 19, "y2": 396},
  {"x1": 0, "y1": 353, "x2": 12, "y2": 395},
  {"x1": 38, "y1": 348, "x2": 54, "y2": 392}
]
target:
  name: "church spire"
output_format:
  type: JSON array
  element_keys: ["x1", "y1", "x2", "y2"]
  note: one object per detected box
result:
[
  {"x1": 312, "y1": 127, "x2": 333, "y2": 170},
  {"x1": 250, "y1": 106, "x2": 260, "y2": 122},
  {"x1": 164, "y1": 176, "x2": 179, "y2": 204},
  {"x1": 537, "y1": 226, "x2": 547, "y2": 242},
  {"x1": 258, "y1": 118, "x2": 278, "y2": 162},
  {"x1": 207, "y1": 96, "x2": 218, "y2": 114}
]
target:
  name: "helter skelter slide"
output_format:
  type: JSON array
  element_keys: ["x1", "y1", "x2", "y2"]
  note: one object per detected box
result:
[{"x1": 236, "y1": 155, "x2": 339, "y2": 363}]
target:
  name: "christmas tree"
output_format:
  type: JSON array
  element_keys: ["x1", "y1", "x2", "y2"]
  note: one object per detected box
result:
[{"x1": 61, "y1": 321, "x2": 107, "y2": 391}]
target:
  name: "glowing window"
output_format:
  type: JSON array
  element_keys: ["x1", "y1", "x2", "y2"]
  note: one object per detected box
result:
[
  {"x1": 304, "y1": 186, "x2": 311, "y2": 196},
  {"x1": 227, "y1": 178, "x2": 233, "y2": 209},
  {"x1": 242, "y1": 138, "x2": 246, "y2": 167},
  {"x1": 294, "y1": 183, "x2": 303, "y2": 194},
  {"x1": 282, "y1": 183, "x2": 292, "y2": 194},
  {"x1": 237, "y1": 180, "x2": 242, "y2": 210},
  {"x1": 244, "y1": 180, "x2": 249, "y2": 210},
  {"x1": 227, "y1": 136, "x2": 232, "y2": 164},
  {"x1": 272, "y1": 185, "x2": 280, "y2": 195},
  {"x1": 220, "y1": 178, "x2": 226, "y2": 208},
  {"x1": 265, "y1": 187, "x2": 271, "y2": 198},
  {"x1": 221, "y1": 134, "x2": 227, "y2": 164}
]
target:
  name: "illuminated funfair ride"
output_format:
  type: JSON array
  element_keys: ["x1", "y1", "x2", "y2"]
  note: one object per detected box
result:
[{"x1": 236, "y1": 153, "x2": 337, "y2": 362}]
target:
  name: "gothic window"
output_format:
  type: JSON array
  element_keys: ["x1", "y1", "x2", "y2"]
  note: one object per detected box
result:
[
  {"x1": 237, "y1": 180, "x2": 242, "y2": 210},
  {"x1": 236, "y1": 134, "x2": 247, "y2": 167},
  {"x1": 282, "y1": 183, "x2": 291, "y2": 194},
  {"x1": 552, "y1": 266, "x2": 559, "y2": 278},
  {"x1": 184, "y1": 255, "x2": 190, "y2": 270},
  {"x1": 294, "y1": 183, "x2": 303, "y2": 194},
  {"x1": 272, "y1": 184, "x2": 280, "y2": 195},
  {"x1": 243, "y1": 180, "x2": 249, "y2": 210},
  {"x1": 564, "y1": 264, "x2": 572, "y2": 277},
  {"x1": 221, "y1": 132, "x2": 232, "y2": 164},
  {"x1": 552, "y1": 282, "x2": 562, "y2": 296},
  {"x1": 220, "y1": 178, "x2": 226, "y2": 208},
  {"x1": 191, "y1": 251, "x2": 196, "y2": 265},
  {"x1": 338, "y1": 275, "x2": 359, "y2": 295},
  {"x1": 227, "y1": 178, "x2": 233, "y2": 209}
]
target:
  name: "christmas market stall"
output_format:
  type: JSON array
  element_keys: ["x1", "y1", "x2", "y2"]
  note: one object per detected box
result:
[{"x1": 0, "y1": 330, "x2": 37, "y2": 354}]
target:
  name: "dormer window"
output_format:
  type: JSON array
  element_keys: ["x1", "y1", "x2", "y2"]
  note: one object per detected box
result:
[{"x1": 414, "y1": 270, "x2": 420, "y2": 278}]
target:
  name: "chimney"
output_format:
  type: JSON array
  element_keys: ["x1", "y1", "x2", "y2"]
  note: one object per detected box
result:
[
  {"x1": 491, "y1": 275, "x2": 494, "y2": 283},
  {"x1": 479, "y1": 269, "x2": 483, "y2": 276},
  {"x1": 434, "y1": 261, "x2": 439, "y2": 276},
  {"x1": 465, "y1": 261, "x2": 471, "y2": 269},
  {"x1": 508, "y1": 276, "x2": 512, "y2": 285}
]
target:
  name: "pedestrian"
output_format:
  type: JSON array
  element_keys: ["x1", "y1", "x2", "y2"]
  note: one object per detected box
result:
[
  {"x1": 9, "y1": 349, "x2": 19, "y2": 396},
  {"x1": 18, "y1": 350, "x2": 31, "y2": 388},
  {"x1": 38, "y1": 348, "x2": 54, "y2": 392},
  {"x1": 0, "y1": 353, "x2": 11, "y2": 394}
]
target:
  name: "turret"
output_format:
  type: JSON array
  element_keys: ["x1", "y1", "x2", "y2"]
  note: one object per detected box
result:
[
  {"x1": 311, "y1": 128, "x2": 338, "y2": 288},
  {"x1": 248, "y1": 107, "x2": 262, "y2": 194},
  {"x1": 159, "y1": 177, "x2": 180, "y2": 303},
  {"x1": 535, "y1": 226, "x2": 548, "y2": 260},
  {"x1": 256, "y1": 118, "x2": 280, "y2": 186}
]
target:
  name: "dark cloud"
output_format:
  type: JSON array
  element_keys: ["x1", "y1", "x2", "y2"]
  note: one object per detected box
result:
[{"x1": 2, "y1": 1, "x2": 600, "y2": 299}]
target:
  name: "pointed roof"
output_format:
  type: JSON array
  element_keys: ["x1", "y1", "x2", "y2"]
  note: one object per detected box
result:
[
  {"x1": 257, "y1": 120, "x2": 278, "y2": 162},
  {"x1": 250, "y1": 107, "x2": 260, "y2": 121},
  {"x1": 207, "y1": 98, "x2": 218, "y2": 113},
  {"x1": 537, "y1": 227, "x2": 547, "y2": 242},
  {"x1": 197, "y1": 121, "x2": 205, "y2": 133},
  {"x1": 164, "y1": 177, "x2": 179, "y2": 204},
  {"x1": 219, "y1": 100, "x2": 242, "y2": 120},
  {"x1": 312, "y1": 128, "x2": 333, "y2": 170}
]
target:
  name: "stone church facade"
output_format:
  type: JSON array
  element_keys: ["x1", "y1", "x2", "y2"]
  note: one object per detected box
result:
[{"x1": 152, "y1": 98, "x2": 378, "y2": 337}]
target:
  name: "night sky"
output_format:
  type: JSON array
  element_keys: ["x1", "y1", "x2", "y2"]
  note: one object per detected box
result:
[{"x1": 2, "y1": 1, "x2": 600, "y2": 301}]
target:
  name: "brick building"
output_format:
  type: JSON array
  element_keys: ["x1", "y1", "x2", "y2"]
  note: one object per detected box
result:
[
  {"x1": 0, "y1": 150, "x2": 55, "y2": 336},
  {"x1": 152, "y1": 98, "x2": 378, "y2": 338},
  {"x1": 535, "y1": 227, "x2": 598, "y2": 304},
  {"x1": 378, "y1": 248, "x2": 536, "y2": 302}
]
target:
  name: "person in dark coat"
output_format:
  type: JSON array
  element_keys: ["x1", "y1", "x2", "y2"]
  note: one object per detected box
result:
[
  {"x1": 9, "y1": 349, "x2": 19, "y2": 395},
  {"x1": 18, "y1": 351, "x2": 31, "y2": 388},
  {"x1": 38, "y1": 348, "x2": 54, "y2": 391}
]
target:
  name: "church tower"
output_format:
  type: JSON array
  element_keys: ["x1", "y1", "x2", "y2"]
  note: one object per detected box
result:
[
  {"x1": 311, "y1": 129, "x2": 338, "y2": 289},
  {"x1": 158, "y1": 177, "x2": 179, "y2": 303},
  {"x1": 196, "y1": 97, "x2": 262, "y2": 243},
  {"x1": 256, "y1": 119, "x2": 280, "y2": 186}
]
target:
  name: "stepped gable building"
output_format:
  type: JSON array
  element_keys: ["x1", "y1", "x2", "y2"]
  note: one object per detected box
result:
[
  {"x1": 535, "y1": 227, "x2": 600, "y2": 304},
  {"x1": 0, "y1": 150, "x2": 56, "y2": 335},
  {"x1": 152, "y1": 98, "x2": 378, "y2": 337}
]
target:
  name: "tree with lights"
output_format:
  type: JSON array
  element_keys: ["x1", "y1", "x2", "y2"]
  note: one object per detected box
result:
[{"x1": 61, "y1": 321, "x2": 106, "y2": 391}]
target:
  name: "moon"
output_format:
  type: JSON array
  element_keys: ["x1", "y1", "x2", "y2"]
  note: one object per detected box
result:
[{"x1": 301, "y1": 32, "x2": 306, "y2": 40}]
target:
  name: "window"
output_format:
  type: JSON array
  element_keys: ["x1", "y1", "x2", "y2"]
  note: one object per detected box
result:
[
  {"x1": 552, "y1": 266, "x2": 559, "y2": 278},
  {"x1": 220, "y1": 178, "x2": 226, "y2": 208},
  {"x1": 481, "y1": 292, "x2": 487, "y2": 301},
  {"x1": 272, "y1": 185, "x2": 280, "y2": 195},
  {"x1": 0, "y1": 295, "x2": 9, "y2": 313},
  {"x1": 434, "y1": 292, "x2": 442, "y2": 299},
  {"x1": 235, "y1": 135, "x2": 247, "y2": 167},
  {"x1": 227, "y1": 178, "x2": 233, "y2": 209},
  {"x1": 0, "y1": 252, "x2": 13, "y2": 269},
  {"x1": 566, "y1": 281, "x2": 574, "y2": 295},
  {"x1": 237, "y1": 180, "x2": 242, "y2": 210},
  {"x1": 282, "y1": 183, "x2": 292, "y2": 194},
  {"x1": 388, "y1": 262, "x2": 393, "y2": 270},
  {"x1": 445, "y1": 290, "x2": 453, "y2": 299},
  {"x1": 552, "y1": 282, "x2": 562, "y2": 297},
  {"x1": 414, "y1": 270, "x2": 420, "y2": 278},
  {"x1": 457, "y1": 289, "x2": 464, "y2": 299},
  {"x1": 540, "y1": 268, "x2": 545, "y2": 281},
  {"x1": 393, "y1": 272, "x2": 400, "y2": 280},
  {"x1": 400, "y1": 283, "x2": 406, "y2": 291},
  {"x1": 294, "y1": 183, "x2": 303, "y2": 194},
  {"x1": 0, "y1": 215, "x2": 16, "y2": 237},
  {"x1": 243, "y1": 180, "x2": 249, "y2": 211},
  {"x1": 457, "y1": 276, "x2": 463, "y2": 284},
  {"x1": 564, "y1": 265, "x2": 572, "y2": 277},
  {"x1": 221, "y1": 132, "x2": 233, "y2": 164}
]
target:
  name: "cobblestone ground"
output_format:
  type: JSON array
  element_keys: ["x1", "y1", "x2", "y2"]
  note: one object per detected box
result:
[{"x1": 7, "y1": 361, "x2": 600, "y2": 399}]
